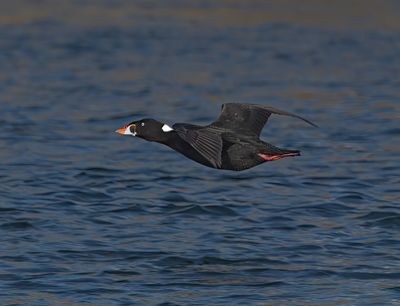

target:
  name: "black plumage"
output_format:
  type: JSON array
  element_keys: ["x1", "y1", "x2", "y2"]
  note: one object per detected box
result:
[{"x1": 116, "y1": 103, "x2": 317, "y2": 171}]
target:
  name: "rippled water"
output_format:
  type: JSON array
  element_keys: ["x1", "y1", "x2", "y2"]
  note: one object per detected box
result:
[{"x1": 1, "y1": 2, "x2": 400, "y2": 305}]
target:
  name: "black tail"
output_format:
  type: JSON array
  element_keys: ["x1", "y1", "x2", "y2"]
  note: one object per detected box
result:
[
  {"x1": 264, "y1": 143, "x2": 300, "y2": 156},
  {"x1": 280, "y1": 148, "x2": 300, "y2": 156}
]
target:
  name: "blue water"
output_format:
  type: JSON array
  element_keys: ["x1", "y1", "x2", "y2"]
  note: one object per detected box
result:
[{"x1": 1, "y1": 2, "x2": 400, "y2": 305}]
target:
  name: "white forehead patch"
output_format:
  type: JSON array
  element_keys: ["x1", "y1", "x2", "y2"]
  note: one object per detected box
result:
[{"x1": 162, "y1": 124, "x2": 174, "y2": 132}]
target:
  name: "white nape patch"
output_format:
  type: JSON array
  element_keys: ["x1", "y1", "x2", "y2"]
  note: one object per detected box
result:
[{"x1": 162, "y1": 124, "x2": 174, "y2": 132}]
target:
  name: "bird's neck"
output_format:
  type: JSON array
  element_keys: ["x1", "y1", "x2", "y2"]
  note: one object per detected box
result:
[{"x1": 155, "y1": 131, "x2": 178, "y2": 145}]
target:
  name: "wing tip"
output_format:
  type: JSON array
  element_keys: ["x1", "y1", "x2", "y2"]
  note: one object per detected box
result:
[
  {"x1": 304, "y1": 118, "x2": 319, "y2": 128},
  {"x1": 235, "y1": 103, "x2": 319, "y2": 127}
]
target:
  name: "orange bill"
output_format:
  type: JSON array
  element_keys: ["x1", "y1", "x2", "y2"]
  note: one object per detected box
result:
[{"x1": 115, "y1": 128, "x2": 126, "y2": 134}]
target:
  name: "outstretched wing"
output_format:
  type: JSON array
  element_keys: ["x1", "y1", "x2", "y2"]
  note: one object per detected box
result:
[
  {"x1": 172, "y1": 123, "x2": 223, "y2": 168},
  {"x1": 209, "y1": 103, "x2": 317, "y2": 137}
]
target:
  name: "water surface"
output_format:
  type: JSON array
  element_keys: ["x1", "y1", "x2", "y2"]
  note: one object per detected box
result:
[{"x1": 1, "y1": 1, "x2": 400, "y2": 305}]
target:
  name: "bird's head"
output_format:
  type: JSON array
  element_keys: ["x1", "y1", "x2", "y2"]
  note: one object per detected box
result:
[{"x1": 115, "y1": 118, "x2": 173, "y2": 142}]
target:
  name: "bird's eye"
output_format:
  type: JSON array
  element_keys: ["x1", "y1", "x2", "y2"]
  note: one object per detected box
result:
[{"x1": 141, "y1": 122, "x2": 145, "y2": 127}]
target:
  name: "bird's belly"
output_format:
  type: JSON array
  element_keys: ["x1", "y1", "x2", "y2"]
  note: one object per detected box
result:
[{"x1": 221, "y1": 144, "x2": 262, "y2": 171}]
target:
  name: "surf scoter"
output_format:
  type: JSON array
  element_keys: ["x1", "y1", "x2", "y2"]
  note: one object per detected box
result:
[{"x1": 115, "y1": 103, "x2": 317, "y2": 171}]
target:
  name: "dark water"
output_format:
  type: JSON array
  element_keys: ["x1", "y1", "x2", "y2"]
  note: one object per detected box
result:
[{"x1": 1, "y1": 2, "x2": 400, "y2": 305}]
